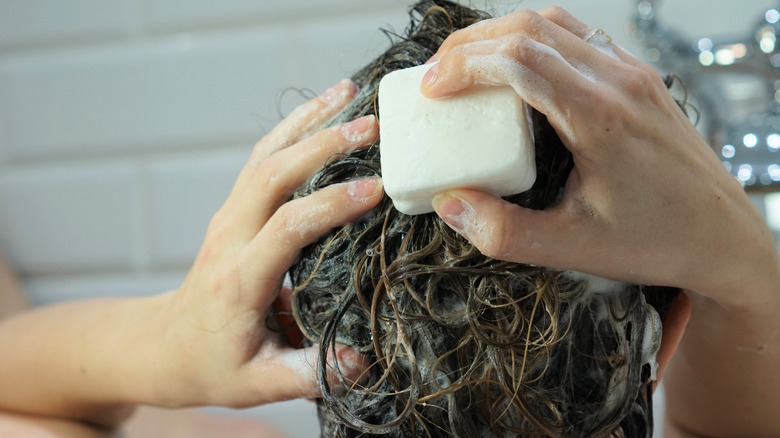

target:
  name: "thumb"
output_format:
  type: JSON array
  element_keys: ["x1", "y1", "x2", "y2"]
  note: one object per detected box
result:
[
  {"x1": 432, "y1": 189, "x2": 570, "y2": 267},
  {"x1": 264, "y1": 343, "x2": 368, "y2": 401}
]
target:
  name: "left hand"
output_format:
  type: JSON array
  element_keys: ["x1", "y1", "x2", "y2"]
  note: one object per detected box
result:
[
  {"x1": 152, "y1": 80, "x2": 383, "y2": 408},
  {"x1": 421, "y1": 7, "x2": 776, "y2": 308}
]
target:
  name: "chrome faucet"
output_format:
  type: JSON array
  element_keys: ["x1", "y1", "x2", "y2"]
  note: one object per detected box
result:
[{"x1": 631, "y1": 0, "x2": 780, "y2": 189}]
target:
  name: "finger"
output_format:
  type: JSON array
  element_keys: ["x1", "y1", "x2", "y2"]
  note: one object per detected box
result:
[
  {"x1": 254, "y1": 79, "x2": 358, "y2": 162},
  {"x1": 241, "y1": 115, "x2": 378, "y2": 232},
  {"x1": 432, "y1": 188, "x2": 579, "y2": 268},
  {"x1": 244, "y1": 177, "x2": 384, "y2": 301},
  {"x1": 231, "y1": 79, "x2": 359, "y2": 195},
  {"x1": 421, "y1": 36, "x2": 587, "y2": 144},
  {"x1": 251, "y1": 343, "x2": 369, "y2": 402},
  {"x1": 539, "y1": 6, "x2": 645, "y2": 67},
  {"x1": 538, "y1": 6, "x2": 590, "y2": 38},
  {"x1": 431, "y1": 10, "x2": 555, "y2": 62},
  {"x1": 430, "y1": 9, "x2": 608, "y2": 71}
]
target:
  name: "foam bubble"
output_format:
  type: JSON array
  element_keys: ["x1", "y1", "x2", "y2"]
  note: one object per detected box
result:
[
  {"x1": 443, "y1": 197, "x2": 496, "y2": 252},
  {"x1": 461, "y1": 39, "x2": 579, "y2": 144},
  {"x1": 284, "y1": 203, "x2": 335, "y2": 241},
  {"x1": 641, "y1": 305, "x2": 663, "y2": 381},
  {"x1": 562, "y1": 271, "x2": 628, "y2": 294},
  {"x1": 274, "y1": 346, "x2": 319, "y2": 394},
  {"x1": 340, "y1": 115, "x2": 375, "y2": 144},
  {"x1": 588, "y1": 36, "x2": 621, "y2": 61}
]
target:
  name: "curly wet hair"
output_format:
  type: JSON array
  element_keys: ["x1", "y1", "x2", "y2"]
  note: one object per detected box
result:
[{"x1": 289, "y1": 1, "x2": 679, "y2": 437}]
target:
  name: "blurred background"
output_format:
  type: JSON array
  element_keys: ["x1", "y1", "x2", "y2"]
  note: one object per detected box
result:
[{"x1": 0, "y1": 0, "x2": 777, "y2": 436}]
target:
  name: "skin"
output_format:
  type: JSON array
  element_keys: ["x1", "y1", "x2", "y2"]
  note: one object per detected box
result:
[
  {"x1": 0, "y1": 79, "x2": 383, "y2": 437},
  {"x1": 426, "y1": 7, "x2": 780, "y2": 438},
  {"x1": 1, "y1": 7, "x2": 777, "y2": 438}
]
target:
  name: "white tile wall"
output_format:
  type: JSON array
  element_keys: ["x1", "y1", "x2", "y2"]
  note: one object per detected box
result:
[
  {"x1": 1, "y1": 29, "x2": 295, "y2": 161},
  {"x1": 137, "y1": 0, "x2": 407, "y2": 32},
  {"x1": 0, "y1": 1, "x2": 137, "y2": 51},
  {"x1": 0, "y1": 0, "x2": 775, "y2": 436},
  {"x1": 0, "y1": 160, "x2": 139, "y2": 275},
  {"x1": 145, "y1": 147, "x2": 249, "y2": 267}
]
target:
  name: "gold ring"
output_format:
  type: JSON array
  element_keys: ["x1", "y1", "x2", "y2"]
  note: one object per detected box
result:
[{"x1": 584, "y1": 28, "x2": 612, "y2": 45}]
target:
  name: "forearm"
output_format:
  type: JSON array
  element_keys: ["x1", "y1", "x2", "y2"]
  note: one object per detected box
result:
[
  {"x1": 0, "y1": 293, "x2": 174, "y2": 428},
  {"x1": 665, "y1": 251, "x2": 780, "y2": 437}
]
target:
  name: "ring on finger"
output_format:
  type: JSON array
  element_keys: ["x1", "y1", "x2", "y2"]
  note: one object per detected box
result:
[{"x1": 584, "y1": 28, "x2": 612, "y2": 45}]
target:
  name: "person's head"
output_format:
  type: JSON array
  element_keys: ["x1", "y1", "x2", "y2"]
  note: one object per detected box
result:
[{"x1": 289, "y1": 1, "x2": 689, "y2": 436}]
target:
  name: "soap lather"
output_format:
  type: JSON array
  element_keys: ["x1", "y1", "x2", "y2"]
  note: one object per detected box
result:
[{"x1": 378, "y1": 63, "x2": 536, "y2": 215}]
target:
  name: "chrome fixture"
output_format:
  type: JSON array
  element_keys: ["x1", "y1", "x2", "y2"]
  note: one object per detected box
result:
[{"x1": 631, "y1": 0, "x2": 780, "y2": 190}]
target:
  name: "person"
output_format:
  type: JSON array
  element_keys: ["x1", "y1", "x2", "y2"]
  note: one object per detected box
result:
[
  {"x1": 424, "y1": 5, "x2": 779, "y2": 438},
  {"x1": 0, "y1": 1, "x2": 776, "y2": 437},
  {"x1": 289, "y1": 2, "x2": 679, "y2": 437}
]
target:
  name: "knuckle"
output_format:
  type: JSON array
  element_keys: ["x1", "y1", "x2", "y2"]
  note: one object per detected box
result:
[
  {"x1": 204, "y1": 213, "x2": 232, "y2": 248},
  {"x1": 502, "y1": 33, "x2": 540, "y2": 67},
  {"x1": 267, "y1": 203, "x2": 300, "y2": 242},
  {"x1": 441, "y1": 27, "x2": 469, "y2": 51},
  {"x1": 474, "y1": 204, "x2": 514, "y2": 260},
  {"x1": 541, "y1": 5, "x2": 571, "y2": 23},
  {"x1": 621, "y1": 65, "x2": 664, "y2": 97},
  {"x1": 271, "y1": 197, "x2": 338, "y2": 244},
  {"x1": 255, "y1": 156, "x2": 290, "y2": 194},
  {"x1": 249, "y1": 137, "x2": 273, "y2": 163},
  {"x1": 508, "y1": 9, "x2": 545, "y2": 32},
  {"x1": 478, "y1": 234, "x2": 506, "y2": 260}
]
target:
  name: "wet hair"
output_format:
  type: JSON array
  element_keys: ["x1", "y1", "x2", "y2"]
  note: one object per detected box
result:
[{"x1": 289, "y1": 1, "x2": 678, "y2": 437}]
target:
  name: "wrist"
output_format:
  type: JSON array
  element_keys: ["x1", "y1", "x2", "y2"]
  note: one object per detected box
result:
[
  {"x1": 135, "y1": 290, "x2": 202, "y2": 408},
  {"x1": 689, "y1": 234, "x2": 780, "y2": 315},
  {"x1": 678, "y1": 181, "x2": 780, "y2": 313},
  {"x1": 143, "y1": 289, "x2": 227, "y2": 409}
]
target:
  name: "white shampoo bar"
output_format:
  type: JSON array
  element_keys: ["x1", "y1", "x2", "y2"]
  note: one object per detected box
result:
[{"x1": 378, "y1": 64, "x2": 536, "y2": 215}]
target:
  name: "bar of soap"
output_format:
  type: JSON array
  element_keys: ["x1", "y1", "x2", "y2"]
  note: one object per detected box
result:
[{"x1": 378, "y1": 64, "x2": 536, "y2": 215}]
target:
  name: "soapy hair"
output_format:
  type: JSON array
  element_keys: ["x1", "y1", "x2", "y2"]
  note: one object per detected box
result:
[{"x1": 289, "y1": 1, "x2": 679, "y2": 437}]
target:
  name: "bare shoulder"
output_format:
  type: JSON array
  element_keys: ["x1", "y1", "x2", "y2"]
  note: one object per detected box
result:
[{"x1": 0, "y1": 411, "x2": 112, "y2": 438}]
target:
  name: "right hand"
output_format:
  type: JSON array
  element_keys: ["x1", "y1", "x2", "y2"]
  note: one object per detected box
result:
[{"x1": 154, "y1": 79, "x2": 382, "y2": 408}]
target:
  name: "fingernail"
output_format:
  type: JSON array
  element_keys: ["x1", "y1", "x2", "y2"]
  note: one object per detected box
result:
[
  {"x1": 432, "y1": 193, "x2": 471, "y2": 233},
  {"x1": 320, "y1": 79, "x2": 356, "y2": 104},
  {"x1": 324, "y1": 345, "x2": 369, "y2": 395},
  {"x1": 347, "y1": 177, "x2": 383, "y2": 202},
  {"x1": 425, "y1": 53, "x2": 440, "y2": 64},
  {"x1": 421, "y1": 63, "x2": 439, "y2": 88},
  {"x1": 334, "y1": 347, "x2": 367, "y2": 381},
  {"x1": 340, "y1": 115, "x2": 376, "y2": 144}
]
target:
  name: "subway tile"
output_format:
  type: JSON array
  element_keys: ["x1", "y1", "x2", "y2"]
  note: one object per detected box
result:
[
  {"x1": 0, "y1": 1, "x2": 135, "y2": 50},
  {"x1": 23, "y1": 270, "x2": 187, "y2": 305},
  {"x1": 145, "y1": 147, "x2": 250, "y2": 267},
  {"x1": 138, "y1": 0, "x2": 405, "y2": 32},
  {"x1": 0, "y1": 160, "x2": 139, "y2": 275},
  {"x1": 0, "y1": 28, "x2": 295, "y2": 162},
  {"x1": 292, "y1": 10, "x2": 411, "y2": 94}
]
